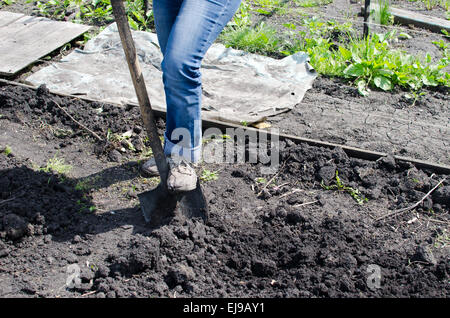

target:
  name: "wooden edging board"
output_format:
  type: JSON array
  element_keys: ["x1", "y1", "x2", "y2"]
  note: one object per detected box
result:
[{"x1": 361, "y1": 4, "x2": 450, "y2": 33}]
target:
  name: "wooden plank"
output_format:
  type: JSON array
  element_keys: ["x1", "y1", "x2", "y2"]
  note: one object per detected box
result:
[
  {"x1": 361, "y1": 5, "x2": 450, "y2": 33},
  {"x1": 390, "y1": 7, "x2": 450, "y2": 33},
  {"x1": 0, "y1": 11, "x2": 24, "y2": 27},
  {"x1": 0, "y1": 13, "x2": 91, "y2": 76}
]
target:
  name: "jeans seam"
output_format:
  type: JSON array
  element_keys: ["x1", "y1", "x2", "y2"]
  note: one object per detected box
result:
[{"x1": 200, "y1": 0, "x2": 232, "y2": 56}]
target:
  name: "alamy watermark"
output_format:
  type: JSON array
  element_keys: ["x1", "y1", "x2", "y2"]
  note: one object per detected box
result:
[
  {"x1": 168, "y1": 121, "x2": 280, "y2": 175},
  {"x1": 366, "y1": 264, "x2": 381, "y2": 291},
  {"x1": 66, "y1": 263, "x2": 81, "y2": 289}
]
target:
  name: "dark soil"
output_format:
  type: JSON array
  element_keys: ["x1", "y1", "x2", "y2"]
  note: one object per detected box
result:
[{"x1": 1, "y1": 84, "x2": 449, "y2": 298}]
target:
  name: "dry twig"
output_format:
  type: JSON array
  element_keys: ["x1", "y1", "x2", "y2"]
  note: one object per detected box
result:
[
  {"x1": 292, "y1": 200, "x2": 318, "y2": 208},
  {"x1": 256, "y1": 162, "x2": 286, "y2": 197},
  {"x1": 376, "y1": 177, "x2": 447, "y2": 221},
  {"x1": 53, "y1": 100, "x2": 103, "y2": 142}
]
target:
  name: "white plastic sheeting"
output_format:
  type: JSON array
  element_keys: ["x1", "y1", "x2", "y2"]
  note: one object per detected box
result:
[{"x1": 26, "y1": 23, "x2": 317, "y2": 124}]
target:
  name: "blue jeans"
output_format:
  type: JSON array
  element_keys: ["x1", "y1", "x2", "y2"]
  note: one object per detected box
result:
[{"x1": 153, "y1": 0, "x2": 242, "y2": 163}]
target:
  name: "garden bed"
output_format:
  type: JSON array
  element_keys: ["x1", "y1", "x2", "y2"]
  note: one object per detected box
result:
[{"x1": 0, "y1": 83, "x2": 449, "y2": 297}]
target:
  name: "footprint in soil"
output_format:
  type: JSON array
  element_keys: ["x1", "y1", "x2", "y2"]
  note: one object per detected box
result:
[{"x1": 0, "y1": 153, "x2": 165, "y2": 244}]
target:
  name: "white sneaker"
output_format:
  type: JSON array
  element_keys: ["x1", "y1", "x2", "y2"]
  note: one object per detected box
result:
[
  {"x1": 167, "y1": 156, "x2": 198, "y2": 192},
  {"x1": 142, "y1": 156, "x2": 198, "y2": 192}
]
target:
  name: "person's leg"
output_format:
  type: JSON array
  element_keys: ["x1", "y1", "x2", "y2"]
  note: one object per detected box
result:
[
  {"x1": 152, "y1": 0, "x2": 183, "y2": 55},
  {"x1": 142, "y1": 0, "x2": 184, "y2": 177},
  {"x1": 161, "y1": 0, "x2": 242, "y2": 163}
]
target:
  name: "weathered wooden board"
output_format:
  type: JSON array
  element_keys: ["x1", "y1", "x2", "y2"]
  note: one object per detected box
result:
[
  {"x1": 390, "y1": 7, "x2": 450, "y2": 33},
  {"x1": 361, "y1": 5, "x2": 450, "y2": 33},
  {"x1": 0, "y1": 11, "x2": 24, "y2": 27},
  {"x1": 0, "y1": 12, "x2": 91, "y2": 76}
]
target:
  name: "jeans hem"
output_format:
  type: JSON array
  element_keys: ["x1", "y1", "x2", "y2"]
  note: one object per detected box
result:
[{"x1": 164, "y1": 133, "x2": 202, "y2": 163}]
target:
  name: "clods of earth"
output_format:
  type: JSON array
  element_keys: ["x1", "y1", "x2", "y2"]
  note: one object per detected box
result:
[{"x1": 0, "y1": 83, "x2": 449, "y2": 297}]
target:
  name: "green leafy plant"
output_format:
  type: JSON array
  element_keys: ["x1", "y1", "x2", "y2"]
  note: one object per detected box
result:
[
  {"x1": 255, "y1": 177, "x2": 267, "y2": 184},
  {"x1": 1, "y1": 0, "x2": 15, "y2": 5},
  {"x1": 3, "y1": 145, "x2": 12, "y2": 156},
  {"x1": 252, "y1": 0, "x2": 282, "y2": 14},
  {"x1": 321, "y1": 170, "x2": 368, "y2": 205},
  {"x1": 299, "y1": 23, "x2": 449, "y2": 95},
  {"x1": 228, "y1": 1, "x2": 252, "y2": 28},
  {"x1": 76, "y1": 199, "x2": 97, "y2": 213},
  {"x1": 107, "y1": 129, "x2": 135, "y2": 151},
  {"x1": 28, "y1": 0, "x2": 153, "y2": 30},
  {"x1": 200, "y1": 169, "x2": 219, "y2": 182},
  {"x1": 221, "y1": 13, "x2": 449, "y2": 95},
  {"x1": 75, "y1": 175, "x2": 100, "y2": 192}
]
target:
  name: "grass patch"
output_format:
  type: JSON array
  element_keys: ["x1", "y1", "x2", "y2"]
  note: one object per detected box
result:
[
  {"x1": 75, "y1": 175, "x2": 101, "y2": 192},
  {"x1": 76, "y1": 199, "x2": 97, "y2": 213},
  {"x1": 294, "y1": 0, "x2": 333, "y2": 8},
  {"x1": 434, "y1": 229, "x2": 449, "y2": 248},
  {"x1": 255, "y1": 177, "x2": 267, "y2": 184},
  {"x1": 220, "y1": 22, "x2": 282, "y2": 55},
  {"x1": 372, "y1": 0, "x2": 394, "y2": 26},
  {"x1": 418, "y1": 0, "x2": 449, "y2": 11},
  {"x1": 40, "y1": 154, "x2": 73, "y2": 175}
]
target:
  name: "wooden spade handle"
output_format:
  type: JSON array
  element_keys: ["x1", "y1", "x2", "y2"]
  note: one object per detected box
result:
[{"x1": 111, "y1": 0, "x2": 169, "y2": 183}]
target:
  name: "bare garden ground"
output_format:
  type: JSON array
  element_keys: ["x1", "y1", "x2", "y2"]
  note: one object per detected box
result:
[{"x1": 0, "y1": 0, "x2": 449, "y2": 298}]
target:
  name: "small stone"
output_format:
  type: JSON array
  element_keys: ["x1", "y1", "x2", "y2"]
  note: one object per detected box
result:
[
  {"x1": 132, "y1": 139, "x2": 143, "y2": 152},
  {"x1": 378, "y1": 155, "x2": 396, "y2": 171},
  {"x1": 3, "y1": 214, "x2": 28, "y2": 240},
  {"x1": 108, "y1": 150, "x2": 122, "y2": 162},
  {"x1": 96, "y1": 264, "x2": 110, "y2": 278},
  {"x1": 168, "y1": 264, "x2": 195, "y2": 285},
  {"x1": 368, "y1": 187, "x2": 382, "y2": 200},
  {"x1": 80, "y1": 268, "x2": 95, "y2": 282},
  {"x1": 318, "y1": 165, "x2": 336, "y2": 184},
  {"x1": 411, "y1": 246, "x2": 437, "y2": 265},
  {"x1": 0, "y1": 247, "x2": 10, "y2": 258},
  {"x1": 46, "y1": 256, "x2": 55, "y2": 264},
  {"x1": 422, "y1": 197, "x2": 433, "y2": 210},
  {"x1": 106, "y1": 291, "x2": 116, "y2": 298},
  {"x1": 133, "y1": 125, "x2": 142, "y2": 134},
  {"x1": 126, "y1": 190, "x2": 137, "y2": 198},
  {"x1": 96, "y1": 282, "x2": 110, "y2": 293},
  {"x1": 36, "y1": 84, "x2": 49, "y2": 96},
  {"x1": 190, "y1": 222, "x2": 206, "y2": 242}
]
